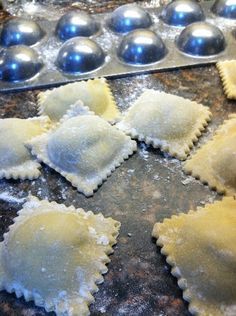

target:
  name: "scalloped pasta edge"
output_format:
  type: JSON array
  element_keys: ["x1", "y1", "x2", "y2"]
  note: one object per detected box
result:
[
  {"x1": 216, "y1": 61, "x2": 236, "y2": 100},
  {"x1": 117, "y1": 90, "x2": 212, "y2": 160},
  {"x1": 59, "y1": 101, "x2": 95, "y2": 125},
  {"x1": 0, "y1": 195, "x2": 120, "y2": 316},
  {"x1": 26, "y1": 116, "x2": 137, "y2": 196},
  {"x1": 0, "y1": 116, "x2": 51, "y2": 180},
  {"x1": 183, "y1": 114, "x2": 236, "y2": 195},
  {"x1": 37, "y1": 78, "x2": 121, "y2": 124},
  {"x1": 152, "y1": 196, "x2": 236, "y2": 316}
]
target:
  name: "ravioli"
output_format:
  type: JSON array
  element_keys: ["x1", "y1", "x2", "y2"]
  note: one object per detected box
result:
[
  {"x1": 37, "y1": 78, "x2": 120, "y2": 123},
  {"x1": 59, "y1": 100, "x2": 95, "y2": 123},
  {"x1": 27, "y1": 115, "x2": 137, "y2": 196},
  {"x1": 0, "y1": 196, "x2": 120, "y2": 316},
  {"x1": 116, "y1": 90, "x2": 211, "y2": 160},
  {"x1": 217, "y1": 60, "x2": 236, "y2": 100},
  {"x1": 184, "y1": 114, "x2": 236, "y2": 195},
  {"x1": 0, "y1": 116, "x2": 50, "y2": 180},
  {"x1": 152, "y1": 196, "x2": 236, "y2": 316}
]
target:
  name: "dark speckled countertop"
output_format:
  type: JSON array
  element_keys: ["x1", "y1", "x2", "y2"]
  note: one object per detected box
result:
[{"x1": 0, "y1": 1, "x2": 236, "y2": 316}]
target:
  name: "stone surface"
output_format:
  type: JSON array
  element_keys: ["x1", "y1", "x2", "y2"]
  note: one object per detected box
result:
[{"x1": 0, "y1": 1, "x2": 235, "y2": 316}]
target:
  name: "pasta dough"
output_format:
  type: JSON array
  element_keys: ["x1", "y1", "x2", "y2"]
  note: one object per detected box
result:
[
  {"x1": 0, "y1": 116, "x2": 50, "y2": 180},
  {"x1": 27, "y1": 115, "x2": 137, "y2": 196},
  {"x1": 116, "y1": 90, "x2": 211, "y2": 160},
  {"x1": 152, "y1": 197, "x2": 236, "y2": 316},
  {"x1": 0, "y1": 196, "x2": 120, "y2": 316},
  {"x1": 217, "y1": 60, "x2": 236, "y2": 100},
  {"x1": 59, "y1": 100, "x2": 95, "y2": 123},
  {"x1": 37, "y1": 78, "x2": 120, "y2": 123},
  {"x1": 184, "y1": 114, "x2": 236, "y2": 195}
]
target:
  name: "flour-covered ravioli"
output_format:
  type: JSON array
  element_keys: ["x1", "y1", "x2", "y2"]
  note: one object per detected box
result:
[
  {"x1": 38, "y1": 78, "x2": 120, "y2": 123},
  {"x1": 0, "y1": 117, "x2": 50, "y2": 180},
  {"x1": 59, "y1": 100, "x2": 95, "y2": 123},
  {"x1": 27, "y1": 115, "x2": 137, "y2": 196},
  {"x1": 0, "y1": 196, "x2": 120, "y2": 316},
  {"x1": 184, "y1": 114, "x2": 236, "y2": 195},
  {"x1": 217, "y1": 60, "x2": 236, "y2": 100},
  {"x1": 152, "y1": 197, "x2": 236, "y2": 316},
  {"x1": 116, "y1": 89, "x2": 211, "y2": 160}
]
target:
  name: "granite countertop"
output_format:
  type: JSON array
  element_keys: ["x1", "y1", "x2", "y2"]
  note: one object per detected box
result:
[{"x1": 0, "y1": 1, "x2": 236, "y2": 316}]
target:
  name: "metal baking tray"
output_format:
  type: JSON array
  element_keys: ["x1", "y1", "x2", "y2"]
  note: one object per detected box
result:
[{"x1": 0, "y1": 0, "x2": 236, "y2": 92}]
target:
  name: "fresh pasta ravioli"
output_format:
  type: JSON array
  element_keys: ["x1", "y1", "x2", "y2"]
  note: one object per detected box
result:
[
  {"x1": 37, "y1": 78, "x2": 120, "y2": 123},
  {"x1": 116, "y1": 89, "x2": 212, "y2": 160},
  {"x1": 0, "y1": 196, "x2": 120, "y2": 316},
  {"x1": 184, "y1": 114, "x2": 236, "y2": 195},
  {"x1": 27, "y1": 115, "x2": 137, "y2": 196},
  {"x1": 217, "y1": 60, "x2": 236, "y2": 100},
  {"x1": 0, "y1": 116, "x2": 50, "y2": 180},
  {"x1": 152, "y1": 197, "x2": 236, "y2": 316}
]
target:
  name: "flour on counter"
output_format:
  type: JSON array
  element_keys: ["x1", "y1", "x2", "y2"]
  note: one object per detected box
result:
[
  {"x1": 0, "y1": 192, "x2": 26, "y2": 204},
  {"x1": 139, "y1": 143, "x2": 150, "y2": 161}
]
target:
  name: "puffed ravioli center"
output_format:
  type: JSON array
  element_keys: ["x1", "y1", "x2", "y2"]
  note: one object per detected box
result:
[
  {"x1": 124, "y1": 92, "x2": 197, "y2": 139},
  {"x1": 38, "y1": 78, "x2": 120, "y2": 123},
  {"x1": 47, "y1": 116, "x2": 125, "y2": 175},
  {"x1": 177, "y1": 213, "x2": 236, "y2": 302},
  {"x1": 3, "y1": 212, "x2": 99, "y2": 295},
  {"x1": 0, "y1": 119, "x2": 44, "y2": 168},
  {"x1": 212, "y1": 136, "x2": 236, "y2": 188},
  {"x1": 43, "y1": 81, "x2": 110, "y2": 120},
  {"x1": 153, "y1": 197, "x2": 236, "y2": 315}
]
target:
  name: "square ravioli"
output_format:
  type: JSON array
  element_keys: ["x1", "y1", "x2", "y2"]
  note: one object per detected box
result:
[
  {"x1": 0, "y1": 196, "x2": 120, "y2": 316},
  {"x1": 37, "y1": 78, "x2": 120, "y2": 123},
  {"x1": 27, "y1": 115, "x2": 137, "y2": 196},
  {"x1": 0, "y1": 116, "x2": 50, "y2": 180},
  {"x1": 217, "y1": 60, "x2": 236, "y2": 100},
  {"x1": 116, "y1": 89, "x2": 211, "y2": 160},
  {"x1": 184, "y1": 114, "x2": 236, "y2": 195},
  {"x1": 152, "y1": 197, "x2": 236, "y2": 316}
]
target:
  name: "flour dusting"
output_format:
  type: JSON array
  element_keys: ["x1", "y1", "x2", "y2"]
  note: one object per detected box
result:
[{"x1": 0, "y1": 192, "x2": 26, "y2": 204}]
